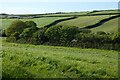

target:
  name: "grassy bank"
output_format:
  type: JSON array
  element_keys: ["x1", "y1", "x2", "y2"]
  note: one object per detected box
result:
[{"x1": 2, "y1": 38, "x2": 118, "y2": 78}]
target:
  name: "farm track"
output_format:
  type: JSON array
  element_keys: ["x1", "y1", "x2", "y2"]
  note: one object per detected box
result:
[{"x1": 81, "y1": 15, "x2": 120, "y2": 29}]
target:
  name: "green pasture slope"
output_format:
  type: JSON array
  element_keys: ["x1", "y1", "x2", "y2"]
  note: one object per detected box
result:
[
  {"x1": 2, "y1": 38, "x2": 118, "y2": 78},
  {"x1": 90, "y1": 10, "x2": 119, "y2": 15},
  {"x1": 91, "y1": 18, "x2": 118, "y2": 33},
  {"x1": 56, "y1": 15, "x2": 110, "y2": 28},
  {"x1": 1, "y1": 17, "x2": 69, "y2": 29}
]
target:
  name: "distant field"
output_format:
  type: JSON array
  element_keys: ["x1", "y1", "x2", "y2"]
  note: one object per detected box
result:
[
  {"x1": 2, "y1": 38, "x2": 118, "y2": 78},
  {"x1": 41, "y1": 12, "x2": 89, "y2": 17},
  {"x1": 90, "y1": 10, "x2": 119, "y2": 15},
  {"x1": 91, "y1": 18, "x2": 118, "y2": 33},
  {"x1": 1, "y1": 17, "x2": 69, "y2": 29},
  {"x1": 56, "y1": 15, "x2": 110, "y2": 28}
]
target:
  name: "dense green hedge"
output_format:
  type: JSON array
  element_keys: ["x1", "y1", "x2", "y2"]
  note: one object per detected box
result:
[{"x1": 6, "y1": 20, "x2": 120, "y2": 51}]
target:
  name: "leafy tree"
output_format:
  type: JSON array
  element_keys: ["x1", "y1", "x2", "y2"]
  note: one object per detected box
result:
[
  {"x1": 25, "y1": 21, "x2": 37, "y2": 28},
  {"x1": 32, "y1": 28, "x2": 48, "y2": 44},
  {"x1": 5, "y1": 20, "x2": 27, "y2": 37},
  {"x1": 45, "y1": 26, "x2": 61, "y2": 43}
]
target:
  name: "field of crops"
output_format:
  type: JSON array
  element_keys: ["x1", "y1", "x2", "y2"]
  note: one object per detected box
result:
[
  {"x1": 2, "y1": 38, "x2": 118, "y2": 78},
  {"x1": 1, "y1": 17, "x2": 69, "y2": 29},
  {"x1": 56, "y1": 15, "x2": 110, "y2": 28}
]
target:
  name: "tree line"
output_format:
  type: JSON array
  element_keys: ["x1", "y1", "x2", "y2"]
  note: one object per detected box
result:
[{"x1": 2, "y1": 20, "x2": 120, "y2": 51}]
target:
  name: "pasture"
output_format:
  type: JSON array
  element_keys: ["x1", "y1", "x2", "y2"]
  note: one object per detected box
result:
[
  {"x1": 1, "y1": 10, "x2": 119, "y2": 78},
  {"x1": 56, "y1": 15, "x2": 109, "y2": 28},
  {"x1": 1, "y1": 17, "x2": 69, "y2": 29},
  {"x1": 91, "y1": 18, "x2": 118, "y2": 33},
  {"x1": 2, "y1": 38, "x2": 118, "y2": 78}
]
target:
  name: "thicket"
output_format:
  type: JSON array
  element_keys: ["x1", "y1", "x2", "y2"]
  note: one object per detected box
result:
[{"x1": 5, "y1": 20, "x2": 120, "y2": 51}]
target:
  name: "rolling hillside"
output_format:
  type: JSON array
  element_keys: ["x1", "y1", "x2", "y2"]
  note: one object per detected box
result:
[
  {"x1": 1, "y1": 17, "x2": 69, "y2": 29},
  {"x1": 91, "y1": 18, "x2": 118, "y2": 33},
  {"x1": 56, "y1": 15, "x2": 110, "y2": 28},
  {"x1": 2, "y1": 38, "x2": 118, "y2": 78}
]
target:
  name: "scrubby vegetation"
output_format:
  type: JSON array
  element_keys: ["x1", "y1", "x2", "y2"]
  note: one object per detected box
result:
[{"x1": 5, "y1": 19, "x2": 120, "y2": 51}]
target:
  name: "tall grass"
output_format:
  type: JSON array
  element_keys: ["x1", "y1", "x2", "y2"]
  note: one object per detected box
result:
[{"x1": 2, "y1": 38, "x2": 118, "y2": 78}]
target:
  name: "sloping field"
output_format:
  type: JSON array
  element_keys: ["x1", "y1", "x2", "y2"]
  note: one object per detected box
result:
[
  {"x1": 1, "y1": 17, "x2": 69, "y2": 29},
  {"x1": 2, "y1": 38, "x2": 118, "y2": 78},
  {"x1": 91, "y1": 18, "x2": 118, "y2": 33},
  {"x1": 91, "y1": 10, "x2": 119, "y2": 15},
  {"x1": 56, "y1": 15, "x2": 110, "y2": 28}
]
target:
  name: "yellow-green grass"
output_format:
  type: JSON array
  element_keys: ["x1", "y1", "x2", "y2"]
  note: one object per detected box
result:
[
  {"x1": 2, "y1": 37, "x2": 118, "y2": 78},
  {"x1": 91, "y1": 18, "x2": 118, "y2": 33},
  {"x1": 56, "y1": 15, "x2": 110, "y2": 28},
  {"x1": 1, "y1": 17, "x2": 69, "y2": 29}
]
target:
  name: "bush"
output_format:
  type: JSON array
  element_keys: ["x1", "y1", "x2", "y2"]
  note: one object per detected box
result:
[
  {"x1": 6, "y1": 32, "x2": 20, "y2": 42},
  {"x1": 32, "y1": 28, "x2": 48, "y2": 44},
  {"x1": 45, "y1": 26, "x2": 61, "y2": 43},
  {"x1": 19, "y1": 27, "x2": 38, "y2": 38},
  {"x1": 60, "y1": 26, "x2": 80, "y2": 43},
  {"x1": 25, "y1": 21, "x2": 37, "y2": 28},
  {"x1": 5, "y1": 20, "x2": 27, "y2": 37}
]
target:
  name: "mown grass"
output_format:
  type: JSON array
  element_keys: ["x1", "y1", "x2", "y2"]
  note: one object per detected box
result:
[
  {"x1": 91, "y1": 18, "x2": 118, "y2": 33},
  {"x1": 2, "y1": 37, "x2": 118, "y2": 78},
  {"x1": 1, "y1": 17, "x2": 69, "y2": 29},
  {"x1": 56, "y1": 15, "x2": 110, "y2": 28}
]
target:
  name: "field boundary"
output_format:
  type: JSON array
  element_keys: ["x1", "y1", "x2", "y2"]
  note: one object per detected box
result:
[
  {"x1": 44, "y1": 16, "x2": 77, "y2": 28},
  {"x1": 81, "y1": 15, "x2": 120, "y2": 29}
]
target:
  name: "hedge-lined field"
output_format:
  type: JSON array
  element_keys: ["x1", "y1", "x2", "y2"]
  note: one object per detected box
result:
[
  {"x1": 1, "y1": 17, "x2": 69, "y2": 29},
  {"x1": 2, "y1": 38, "x2": 118, "y2": 78},
  {"x1": 91, "y1": 18, "x2": 118, "y2": 33},
  {"x1": 56, "y1": 15, "x2": 110, "y2": 28}
]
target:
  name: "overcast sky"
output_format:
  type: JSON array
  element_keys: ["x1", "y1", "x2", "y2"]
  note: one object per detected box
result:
[{"x1": 0, "y1": 0, "x2": 119, "y2": 14}]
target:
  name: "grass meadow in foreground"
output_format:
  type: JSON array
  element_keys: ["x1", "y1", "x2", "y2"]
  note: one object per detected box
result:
[{"x1": 2, "y1": 38, "x2": 118, "y2": 78}]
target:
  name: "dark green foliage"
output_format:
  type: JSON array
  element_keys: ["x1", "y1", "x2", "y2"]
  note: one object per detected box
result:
[
  {"x1": 5, "y1": 20, "x2": 120, "y2": 51},
  {"x1": 5, "y1": 20, "x2": 27, "y2": 37},
  {"x1": 6, "y1": 32, "x2": 20, "y2": 42},
  {"x1": 25, "y1": 21, "x2": 37, "y2": 27},
  {"x1": 19, "y1": 27, "x2": 38, "y2": 38},
  {"x1": 97, "y1": 31, "x2": 106, "y2": 35},
  {"x1": 32, "y1": 28, "x2": 48, "y2": 44},
  {"x1": 0, "y1": 29, "x2": 8, "y2": 37},
  {"x1": 60, "y1": 26, "x2": 80, "y2": 42},
  {"x1": 45, "y1": 26, "x2": 61, "y2": 43},
  {"x1": 2, "y1": 29, "x2": 6, "y2": 37}
]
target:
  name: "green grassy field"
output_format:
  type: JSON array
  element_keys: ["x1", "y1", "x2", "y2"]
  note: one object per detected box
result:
[
  {"x1": 56, "y1": 15, "x2": 110, "y2": 28},
  {"x1": 91, "y1": 18, "x2": 118, "y2": 33},
  {"x1": 2, "y1": 38, "x2": 118, "y2": 78},
  {"x1": 90, "y1": 10, "x2": 119, "y2": 15},
  {"x1": 1, "y1": 17, "x2": 69, "y2": 29}
]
